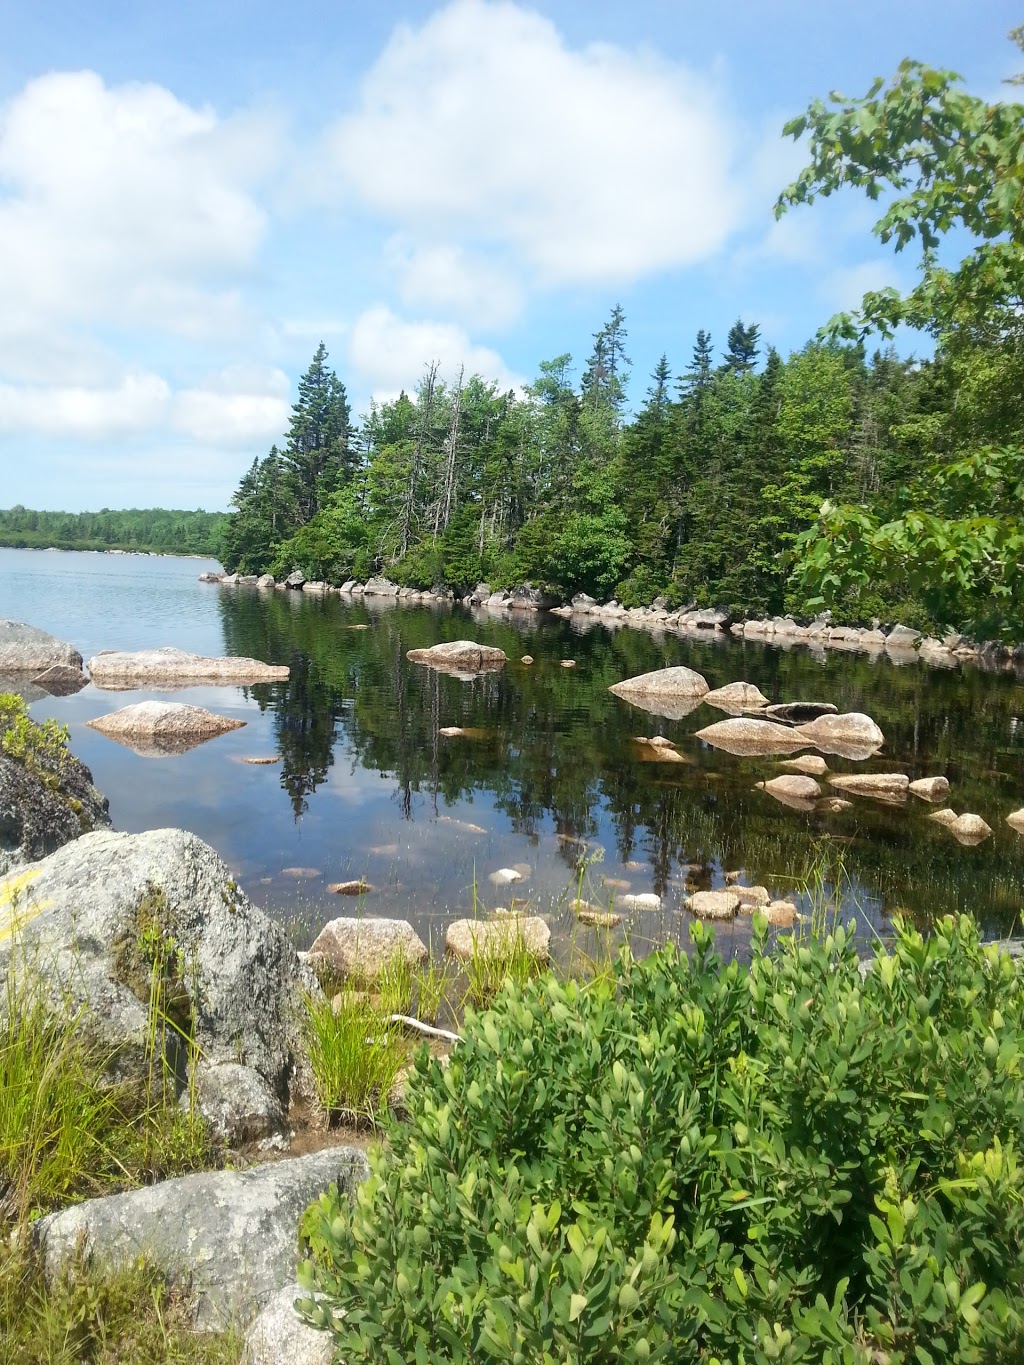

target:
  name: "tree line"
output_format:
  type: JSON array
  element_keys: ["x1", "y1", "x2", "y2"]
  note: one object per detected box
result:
[
  {"x1": 0, "y1": 506, "x2": 227, "y2": 556},
  {"x1": 221, "y1": 36, "x2": 1024, "y2": 640}
]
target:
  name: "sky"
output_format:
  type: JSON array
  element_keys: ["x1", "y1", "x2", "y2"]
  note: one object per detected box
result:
[{"x1": 0, "y1": 0, "x2": 1020, "y2": 512}]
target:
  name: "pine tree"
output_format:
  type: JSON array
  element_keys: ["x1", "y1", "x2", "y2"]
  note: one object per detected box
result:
[
  {"x1": 283, "y1": 343, "x2": 353, "y2": 525},
  {"x1": 723, "y1": 319, "x2": 761, "y2": 373}
]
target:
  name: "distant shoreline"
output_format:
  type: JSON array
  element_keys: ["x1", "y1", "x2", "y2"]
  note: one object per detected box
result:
[{"x1": 0, "y1": 543, "x2": 220, "y2": 561}]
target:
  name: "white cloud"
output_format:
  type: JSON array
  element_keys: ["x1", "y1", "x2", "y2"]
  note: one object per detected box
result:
[
  {"x1": 348, "y1": 305, "x2": 523, "y2": 397},
  {"x1": 387, "y1": 239, "x2": 523, "y2": 328},
  {"x1": 819, "y1": 261, "x2": 905, "y2": 314},
  {"x1": 0, "y1": 372, "x2": 170, "y2": 438},
  {"x1": 0, "y1": 364, "x2": 290, "y2": 445},
  {"x1": 329, "y1": 0, "x2": 741, "y2": 287},
  {"x1": 0, "y1": 70, "x2": 279, "y2": 347}
]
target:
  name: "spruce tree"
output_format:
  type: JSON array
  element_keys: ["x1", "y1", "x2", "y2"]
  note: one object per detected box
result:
[{"x1": 283, "y1": 343, "x2": 353, "y2": 525}]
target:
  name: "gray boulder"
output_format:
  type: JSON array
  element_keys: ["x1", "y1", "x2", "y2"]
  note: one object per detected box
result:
[
  {"x1": 885, "y1": 624, "x2": 923, "y2": 648},
  {"x1": 0, "y1": 828, "x2": 309, "y2": 1140},
  {"x1": 363, "y1": 577, "x2": 400, "y2": 596},
  {"x1": 284, "y1": 571, "x2": 306, "y2": 589},
  {"x1": 0, "y1": 620, "x2": 86, "y2": 691},
  {"x1": 570, "y1": 592, "x2": 598, "y2": 613},
  {"x1": 244, "y1": 1283, "x2": 335, "y2": 1365},
  {"x1": 0, "y1": 736, "x2": 110, "y2": 877},
  {"x1": 35, "y1": 1148, "x2": 369, "y2": 1329},
  {"x1": 695, "y1": 718, "x2": 811, "y2": 756},
  {"x1": 509, "y1": 583, "x2": 559, "y2": 611},
  {"x1": 256, "y1": 574, "x2": 276, "y2": 589},
  {"x1": 609, "y1": 667, "x2": 710, "y2": 722},
  {"x1": 702, "y1": 681, "x2": 771, "y2": 713}
]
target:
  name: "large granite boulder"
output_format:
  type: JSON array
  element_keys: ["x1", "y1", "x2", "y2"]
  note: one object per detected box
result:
[
  {"x1": 87, "y1": 647, "x2": 289, "y2": 689},
  {"x1": 244, "y1": 1283, "x2": 334, "y2": 1365},
  {"x1": 702, "y1": 681, "x2": 770, "y2": 713},
  {"x1": 829, "y1": 773, "x2": 909, "y2": 802},
  {"x1": 86, "y1": 701, "x2": 245, "y2": 756},
  {"x1": 0, "y1": 713, "x2": 111, "y2": 876},
  {"x1": 362, "y1": 577, "x2": 400, "y2": 596},
  {"x1": 35, "y1": 1148, "x2": 369, "y2": 1329},
  {"x1": 0, "y1": 828, "x2": 309, "y2": 1140},
  {"x1": 0, "y1": 619, "x2": 86, "y2": 692},
  {"x1": 609, "y1": 666, "x2": 709, "y2": 720},
  {"x1": 406, "y1": 640, "x2": 507, "y2": 671},
  {"x1": 508, "y1": 583, "x2": 559, "y2": 611},
  {"x1": 796, "y1": 712, "x2": 885, "y2": 759}
]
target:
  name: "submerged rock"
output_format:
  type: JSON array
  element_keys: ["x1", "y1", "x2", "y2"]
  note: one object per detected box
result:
[
  {"x1": 780, "y1": 755, "x2": 829, "y2": 776},
  {"x1": 306, "y1": 917, "x2": 427, "y2": 982},
  {"x1": 909, "y1": 776, "x2": 950, "y2": 802},
  {"x1": 695, "y1": 718, "x2": 810, "y2": 757},
  {"x1": 86, "y1": 701, "x2": 245, "y2": 756},
  {"x1": 949, "y1": 813, "x2": 992, "y2": 846},
  {"x1": 35, "y1": 1148, "x2": 369, "y2": 1329},
  {"x1": 406, "y1": 640, "x2": 507, "y2": 671},
  {"x1": 617, "y1": 893, "x2": 661, "y2": 911},
  {"x1": 702, "y1": 681, "x2": 771, "y2": 713},
  {"x1": 756, "y1": 774, "x2": 822, "y2": 806},
  {"x1": 763, "y1": 900, "x2": 798, "y2": 927},
  {"x1": 686, "y1": 890, "x2": 739, "y2": 920},
  {"x1": 445, "y1": 916, "x2": 550, "y2": 963},
  {"x1": 87, "y1": 647, "x2": 288, "y2": 689},
  {"x1": 829, "y1": 773, "x2": 909, "y2": 802},
  {"x1": 733, "y1": 885, "x2": 771, "y2": 911},
  {"x1": 572, "y1": 900, "x2": 622, "y2": 928}
]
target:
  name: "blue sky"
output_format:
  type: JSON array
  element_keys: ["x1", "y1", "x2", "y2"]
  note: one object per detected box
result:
[{"x1": 0, "y1": 0, "x2": 1019, "y2": 511}]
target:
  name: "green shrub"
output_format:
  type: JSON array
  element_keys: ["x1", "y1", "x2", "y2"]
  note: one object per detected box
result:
[
  {"x1": 298, "y1": 915, "x2": 1024, "y2": 1363},
  {"x1": 0, "y1": 694, "x2": 70, "y2": 784}
]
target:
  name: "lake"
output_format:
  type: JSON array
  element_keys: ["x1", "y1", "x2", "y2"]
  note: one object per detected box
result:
[{"x1": 4, "y1": 546, "x2": 1024, "y2": 955}]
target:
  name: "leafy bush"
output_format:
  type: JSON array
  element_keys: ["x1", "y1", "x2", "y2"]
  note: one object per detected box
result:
[
  {"x1": 299, "y1": 915, "x2": 1024, "y2": 1362},
  {"x1": 0, "y1": 694, "x2": 70, "y2": 784}
]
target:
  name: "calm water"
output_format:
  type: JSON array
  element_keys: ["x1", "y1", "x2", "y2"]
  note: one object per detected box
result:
[{"x1": 4, "y1": 547, "x2": 1024, "y2": 954}]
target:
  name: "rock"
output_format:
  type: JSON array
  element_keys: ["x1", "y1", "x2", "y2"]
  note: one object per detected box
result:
[
  {"x1": 686, "y1": 890, "x2": 739, "y2": 920},
  {"x1": 439, "y1": 726, "x2": 491, "y2": 739},
  {"x1": 521, "y1": 655, "x2": 534, "y2": 665},
  {"x1": 17, "y1": 663, "x2": 88, "y2": 696},
  {"x1": 198, "y1": 572, "x2": 223, "y2": 583},
  {"x1": 570, "y1": 592, "x2": 598, "y2": 613},
  {"x1": 509, "y1": 583, "x2": 559, "y2": 611},
  {"x1": 243, "y1": 756, "x2": 280, "y2": 765},
  {"x1": 86, "y1": 647, "x2": 288, "y2": 689},
  {"x1": 733, "y1": 885, "x2": 771, "y2": 911},
  {"x1": 489, "y1": 867, "x2": 523, "y2": 886},
  {"x1": 694, "y1": 718, "x2": 811, "y2": 756},
  {"x1": 363, "y1": 577, "x2": 400, "y2": 596},
  {"x1": 572, "y1": 900, "x2": 622, "y2": 928},
  {"x1": 0, "y1": 828, "x2": 307, "y2": 1140},
  {"x1": 406, "y1": 640, "x2": 507, "y2": 671},
  {"x1": 780, "y1": 755, "x2": 829, "y2": 776},
  {"x1": 646, "y1": 736, "x2": 676, "y2": 749},
  {"x1": 191, "y1": 1061, "x2": 284, "y2": 1144},
  {"x1": 633, "y1": 738, "x2": 689, "y2": 763},
  {"x1": 326, "y1": 879, "x2": 374, "y2": 896},
  {"x1": 306, "y1": 917, "x2": 427, "y2": 983},
  {"x1": 885, "y1": 624, "x2": 923, "y2": 648},
  {"x1": 909, "y1": 776, "x2": 950, "y2": 803},
  {"x1": 817, "y1": 797, "x2": 853, "y2": 813},
  {"x1": 724, "y1": 870, "x2": 743, "y2": 884},
  {"x1": 756, "y1": 775, "x2": 821, "y2": 802},
  {"x1": 35, "y1": 1148, "x2": 369, "y2": 1330},
  {"x1": 918, "y1": 638, "x2": 958, "y2": 668},
  {"x1": 0, "y1": 735, "x2": 111, "y2": 878},
  {"x1": 243, "y1": 1282, "x2": 335, "y2": 1365},
  {"x1": 691, "y1": 607, "x2": 731, "y2": 629},
  {"x1": 256, "y1": 574, "x2": 276, "y2": 589},
  {"x1": 86, "y1": 701, "x2": 245, "y2": 756},
  {"x1": 949, "y1": 813, "x2": 993, "y2": 846},
  {"x1": 445, "y1": 916, "x2": 550, "y2": 963},
  {"x1": 0, "y1": 619, "x2": 83, "y2": 676},
  {"x1": 1007, "y1": 808, "x2": 1024, "y2": 833},
  {"x1": 763, "y1": 900, "x2": 797, "y2": 927},
  {"x1": 617, "y1": 893, "x2": 661, "y2": 911},
  {"x1": 284, "y1": 571, "x2": 306, "y2": 589},
  {"x1": 796, "y1": 712, "x2": 884, "y2": 759},
  {"x1": 560, "y1": 659, "x2": 576, "y2": 669},
  {"x1": 609, "y1": 666, "x2": 709, "y2": 719},
  {"x1": 485, "y1": 590, "x2": 511, "y2": 608},
  {"x1": 928, "y1": 809, "x2": 959, "y2": 828},
  {"x1": 302, "y1": 580, "x2": 328, "y2": 594},
  {"x1": 468, "y1": 582, "x2": 492, "y2": 604},
  {"x1": 829, "y1": 773, "x2": 909, "y2": 801},
  {"x1": 765, "y1": 701, "x2": 838, "y2": 725},
  {"x1": 281, "y1": 867, "x2": 321, "y2": 878},
  {"x1": 602, "y1": 877, "x2": 631, "y2": 892},
  {"x1": 702, "y1": 681, "x2": 771, "y2": 712}
]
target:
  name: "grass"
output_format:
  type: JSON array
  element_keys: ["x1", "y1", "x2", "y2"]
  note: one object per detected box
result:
[
  {"x1": 0, "y1": 1243, "x2": 242, "y2": 1365},
  {"x1": 302, "y1": 989, "x2": 408, "y2": 1125}
]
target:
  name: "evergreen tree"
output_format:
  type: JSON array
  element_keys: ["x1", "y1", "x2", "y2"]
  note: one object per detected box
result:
[
  {"x1": 284, "y1": 343, "x2": 353, "y2": 525},
  {"x1": 723, "y1": 319, "x2": 761, "y2": 373}
]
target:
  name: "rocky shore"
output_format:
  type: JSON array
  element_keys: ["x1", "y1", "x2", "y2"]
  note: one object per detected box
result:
[{"x1": 201, "y1": 570, "x2": 1023, "y2": 673}]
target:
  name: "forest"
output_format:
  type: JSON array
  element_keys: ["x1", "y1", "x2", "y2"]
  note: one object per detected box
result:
[
  {"x1": 0, "y1": 506, "x2": 227, "y2": 556},
  {"x1": 223, "y1": 47, "x2": 1024, "y2": 641}
]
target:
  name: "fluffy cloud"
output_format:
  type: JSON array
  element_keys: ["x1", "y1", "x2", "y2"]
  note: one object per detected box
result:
[
  {"x1": 0, "y1": 365, "x2": 290, "y2": 445},
  {"x1": 329, "y1": 0, "x2": 741, "y2": 289},
  {"x1": 348, "y1": 305, "x2": 523, "y2": 398},
  {"x1": 387, "y1": 239, "x2": 523, "y2": 328},
  {"x1": 0, "y1": 70, "x2": 278, "y2": 348}
]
